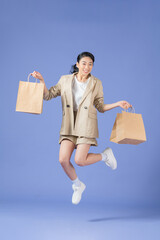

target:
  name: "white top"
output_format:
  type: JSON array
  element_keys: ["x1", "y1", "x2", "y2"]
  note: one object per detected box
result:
[{"x1": 72, "y1": 75, "x2": 90, "y2": 111}]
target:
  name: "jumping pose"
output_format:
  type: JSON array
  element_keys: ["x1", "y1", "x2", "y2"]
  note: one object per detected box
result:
[{"x1": 31, "y1": 52, "x2": 132, "y2": 205}]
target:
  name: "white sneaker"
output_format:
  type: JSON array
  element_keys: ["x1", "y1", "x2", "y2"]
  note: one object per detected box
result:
[
  {"x1": 72, "y1": 181, "x2": 86, "y2": 205},
  {"x1": 102, "y1": 147, "x2": 117, "y2": 170}
]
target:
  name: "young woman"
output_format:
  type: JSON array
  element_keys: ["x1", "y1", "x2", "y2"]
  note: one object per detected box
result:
[{"x1": 31, "y1": 52, "x2": 132, "y2": 205}]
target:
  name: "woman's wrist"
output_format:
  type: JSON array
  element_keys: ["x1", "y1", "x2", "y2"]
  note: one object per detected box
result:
[
  {"x1": 116, "y1": 101, "x2": 120, "y2": 107},
  {"x1": 40, "y1": 78, "x2": 45, "y2": 83},
  {"x1": 103, "y1": 102, "x2": 119, "y2": 112}
]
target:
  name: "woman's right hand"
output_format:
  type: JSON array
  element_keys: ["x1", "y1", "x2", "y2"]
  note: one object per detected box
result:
[{"x1": 31, "y1": 71, "x2": 44, "y2": 83}]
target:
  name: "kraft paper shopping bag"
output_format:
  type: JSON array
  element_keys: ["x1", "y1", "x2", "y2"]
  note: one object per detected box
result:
[
  {"x1": 110, "y1": 107, "x2": 147, "y2": 145},
  {"x1": 15, "y1": 73, "x2": 44, "y2": 114}
]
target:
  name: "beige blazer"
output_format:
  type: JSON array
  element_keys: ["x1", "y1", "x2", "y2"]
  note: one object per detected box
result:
[{"x1": 43, "y1": 72, "x2": 104, "y2": 138}]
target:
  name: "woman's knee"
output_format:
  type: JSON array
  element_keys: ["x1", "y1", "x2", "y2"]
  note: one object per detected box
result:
[
  {"x1": 59, "y1": 156, "x2": 70, "y2": 166},
  {"x1": 74, "y1": 156, "x2": 86, "y2": 166},
  {"x1": 59, "y1": 140, "x2": 75, "y2": 166}
]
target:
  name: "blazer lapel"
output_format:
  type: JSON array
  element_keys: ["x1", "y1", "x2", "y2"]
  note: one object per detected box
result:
[
  {"x1": 68, "y1": 73, "x2": 97, "y2": 108},
  {"x1": 65, "y1": 74, "x2": 75, "y2": 109}
]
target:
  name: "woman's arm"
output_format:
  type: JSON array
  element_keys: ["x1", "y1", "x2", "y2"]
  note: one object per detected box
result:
[
  {"x1": 103, "y1": 101, "x2": 132, "y2": 112},
  {"x1": 94, "y1": 81, "x2": 132, "y2": 113},
  {"x1": 31, "y1": 71, "x2": 49, "y2": 97},
  {"x1": 31, "y1": 71, "x2": 61, "y2": 100}
]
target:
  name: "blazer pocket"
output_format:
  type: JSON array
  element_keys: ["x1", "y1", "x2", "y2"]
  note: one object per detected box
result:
[{"x1": 88, "y1": 111, "x2": 97, "y2": 119}]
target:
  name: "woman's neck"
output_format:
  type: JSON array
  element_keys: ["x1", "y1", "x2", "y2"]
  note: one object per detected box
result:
[{"x1": 76, "y1": 72, "x2": 90, "y2": 82}]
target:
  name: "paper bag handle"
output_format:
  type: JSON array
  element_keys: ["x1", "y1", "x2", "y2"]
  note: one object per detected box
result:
[
  {"x1": 27, "y1": 73, "x2": 38, "y2": 83},
  {"x1": 123, "y1": 106, "x2": 135, "y2": 113}
]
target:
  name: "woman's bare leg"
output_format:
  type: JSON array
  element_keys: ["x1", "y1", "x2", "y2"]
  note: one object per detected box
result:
[
  {"x1": 59, "y1": 139, "x2": 77, "y2": 180},
  {"x1": 74, "y1": 144, "x2": 102, "y2": 166}
]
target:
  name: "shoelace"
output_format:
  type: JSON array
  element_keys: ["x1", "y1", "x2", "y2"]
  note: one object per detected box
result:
[{"x1": 73, "y1": 185, "x2": 81, "y2": 191}]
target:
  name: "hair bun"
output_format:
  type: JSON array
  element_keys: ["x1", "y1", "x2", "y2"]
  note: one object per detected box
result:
[{"x1": 70, "y1": 64, "x2": 79, "y2": 74}]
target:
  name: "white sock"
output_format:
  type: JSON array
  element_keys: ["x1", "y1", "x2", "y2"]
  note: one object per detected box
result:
[
  {"x1": 101, "y1": 152, "x2": 107, "y2": 161},
  {"x1": 72, "y1": 177, "x2": 81, "y2": 187}
]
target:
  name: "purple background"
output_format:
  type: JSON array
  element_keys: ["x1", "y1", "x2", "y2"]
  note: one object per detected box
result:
[{"x1": 1, "y1": 0, "x2": 160, "y2": 209}]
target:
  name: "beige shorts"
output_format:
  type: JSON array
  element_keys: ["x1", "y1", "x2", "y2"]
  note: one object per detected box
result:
[
  {"x1": 59, "y1": 135, "x2": 98, "y2": 149},
  {"x1": 59, "y1": 111, "x2": 98, "y2": 149}
]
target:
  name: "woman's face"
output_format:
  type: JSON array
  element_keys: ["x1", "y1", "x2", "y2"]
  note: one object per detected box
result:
[{"x1": 76, "y1": 57, "x2": 93, "y2": 77}]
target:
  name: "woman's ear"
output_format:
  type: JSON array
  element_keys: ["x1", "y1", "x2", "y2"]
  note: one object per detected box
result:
[{"x1": 76, "y1": 62, "x2": 79, "y2": 68}]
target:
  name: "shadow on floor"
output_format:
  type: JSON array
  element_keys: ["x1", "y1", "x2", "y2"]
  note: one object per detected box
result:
[{"x1": 88, "y1": 210, "x2": 160, "y2": 222}]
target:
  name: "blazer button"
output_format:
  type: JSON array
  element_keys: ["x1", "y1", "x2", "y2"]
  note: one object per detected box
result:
[
  {"x1": 84, "y1": 106, "x2": 88, "y2": 109},
  {"x1": 66, "y1": 105, "x2": 70, "y2": 108}
]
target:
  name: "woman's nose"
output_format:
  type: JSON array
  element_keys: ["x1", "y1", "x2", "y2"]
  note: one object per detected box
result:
[{"x1": 85, "y1": 65, "x2": 89, "y2": 70}]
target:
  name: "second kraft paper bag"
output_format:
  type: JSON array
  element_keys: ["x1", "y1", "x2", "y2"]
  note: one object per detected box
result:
[
  {"x1": 110, "y1": 108, "x2": 147, "y2": 145},
  {"x1": 16, "y1": 73, "x2": 44, "y2": 114}
]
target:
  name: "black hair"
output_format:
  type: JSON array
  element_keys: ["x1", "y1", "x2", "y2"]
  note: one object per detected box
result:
[{"x1": 70, "y1": 51, "x2": 95, "y2": 74}]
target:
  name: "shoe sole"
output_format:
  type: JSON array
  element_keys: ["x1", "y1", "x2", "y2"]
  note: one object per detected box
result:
[{"x1": 105, "y1": 148, "x2": 117, "y2": 170}]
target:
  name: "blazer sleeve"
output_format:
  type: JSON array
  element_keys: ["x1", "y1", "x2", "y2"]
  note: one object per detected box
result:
[
  {"x1": 43, "y1": 76, "x2": 62, "y2": 101},
  {"x1": 94, "y1": 80, "x2": 105, "y2": 113}
]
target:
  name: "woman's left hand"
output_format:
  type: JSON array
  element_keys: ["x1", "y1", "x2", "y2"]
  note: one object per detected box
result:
[{"x1": 117, "y1": 100, "x2": 132, "y2": 110}]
